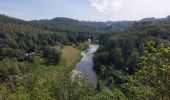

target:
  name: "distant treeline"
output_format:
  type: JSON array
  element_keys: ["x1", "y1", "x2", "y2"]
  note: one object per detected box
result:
[
  {"x1": 0, "y1": 15, "x2": 98, "y2": 84},
  {"x1": 1, "y1": 14, "x2": 170, "y2": 99},
  {"x1": 0, "y1": 15, "x2": 98, "y2": 60}
]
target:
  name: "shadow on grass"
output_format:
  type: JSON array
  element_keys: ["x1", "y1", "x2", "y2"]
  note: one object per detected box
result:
[{"x1": 42, "y1": 57, "x2": 58, "y2": 66}]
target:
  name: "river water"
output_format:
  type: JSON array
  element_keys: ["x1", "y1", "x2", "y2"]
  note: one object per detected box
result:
[{"x1": 75, "y1": 44, "x2": 99, "y2": 88}]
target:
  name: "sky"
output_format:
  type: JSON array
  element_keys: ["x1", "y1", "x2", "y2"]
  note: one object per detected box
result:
[{"x1": 0, "y1": 0, "x2": 170, "y2": 21}]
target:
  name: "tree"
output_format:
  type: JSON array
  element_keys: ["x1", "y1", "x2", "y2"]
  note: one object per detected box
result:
[
  {"x1": 123, "y1": 41, "x2": 170, "y2": 99},
  {"x1": 110, "y1": 48, "x2": 124, "y2": 70},
  {"x1": 126, "y1": 49, "x2": 140, "y2": 74},
  {"x1": 43, "y1": 47, "x2": 61, "y2": 64},
  {"x1": 0, "y1": 58, "x2": 22, "y2": 82},
  {"x1": 94, "y1": 88, "x2": 126, "y2": 100}
]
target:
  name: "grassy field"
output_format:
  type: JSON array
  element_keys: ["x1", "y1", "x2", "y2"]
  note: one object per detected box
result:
[
  {"x1": 23, "y1": 45, "x2": 82, "y2": 74},
  {"x1": 61, "y1": 46, "x2": 81, "y2": 66}
]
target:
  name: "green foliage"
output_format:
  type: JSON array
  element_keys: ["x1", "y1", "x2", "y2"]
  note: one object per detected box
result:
[
  {"x1": 47, "y1": 69, "x2": 95, "y2": 100},
  {"x1": 123, "y1": 41, "x2": 170, "y2": 99},
  {"x1": 93, "y1": 89, "x2": 126, "y2": 100},
  {"x1": 0, "y1": 15, "x2": 98, "y2": 61},
  {"x1": 94, "y1": 19, "x2": 170, "y2": 99},
  {"x1": 0, "y1": 58, "x2": 22, "y2": 82},
  {"x1": 0, "y1": 65, "x2": 96, "y2": 100},
  {"x1": 43, "y1": 46, "x2": 61, "y2": 64},
  {"x1": 1, "y1": 14, "x2": 170, "y2": 100},
  {"x1": 136, "y1": 41, "x2": 170, "y2": 99},
  {"x1": 122, "y1": 80, "x2": 156, "y2": 99},
  {"x1": 93, "y1": 41, "x2": 170, "y2": 99},
  {"x1": 75, "y1": 42, "x2": 90, "y2": 50},
  {"x1": 94, "y1": 20, "x2": 170, "y2": 87}
]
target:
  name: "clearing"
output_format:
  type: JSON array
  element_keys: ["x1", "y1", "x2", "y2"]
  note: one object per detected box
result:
[{"x1": 61, "y1": 46, "x2": 81, "y2": 66}]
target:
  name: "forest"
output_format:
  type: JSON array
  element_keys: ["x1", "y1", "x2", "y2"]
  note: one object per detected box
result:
[
  {"x1": 0, "y1": 14, "x2": 170, "y2": 99},
  {"x1": 94, "y1": 20, "x2": 170, "y2": 99}
]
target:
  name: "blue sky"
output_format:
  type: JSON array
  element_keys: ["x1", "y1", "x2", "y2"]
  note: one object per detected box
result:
[{"x1": 0, "y1": 0, "x2": 170, "y2": 21}]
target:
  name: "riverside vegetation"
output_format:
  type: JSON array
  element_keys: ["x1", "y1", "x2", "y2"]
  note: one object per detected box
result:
[{"x1": 0, "y1": 14, "x2": 170, "y2": 99}]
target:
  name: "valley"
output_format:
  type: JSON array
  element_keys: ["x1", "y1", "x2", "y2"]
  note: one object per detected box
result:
[{"x1": 0, "y1": 14, "x2": 170, "y2": 99}]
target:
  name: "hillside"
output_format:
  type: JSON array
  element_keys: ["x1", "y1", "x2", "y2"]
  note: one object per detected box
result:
[
  {"x1": 0, "y1": 14, "x2": 170, "y2": 99},
  {"x1": 0, "y1": 14, "x2": 99, "y2": 59},
  {"x1": 94, "y1": 19, "x2": 170, "y2": 99},
  {"x1": 32, "y1": 15, "x2": 170, "y2": 33},
  {"x1": 32, "y1": 17, "x2": 135, "y2": 33},
  {"x1": 31, "y1": 17, "x2": 101, "y2": 33}
]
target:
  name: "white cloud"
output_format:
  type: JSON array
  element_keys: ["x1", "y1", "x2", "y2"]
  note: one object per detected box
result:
[
  {"x1": 90, "y1": 0, "x2": 124, "y2": 13},
  {"x1": 90, "y1": 0, "x2": 170, "y2": 21}
]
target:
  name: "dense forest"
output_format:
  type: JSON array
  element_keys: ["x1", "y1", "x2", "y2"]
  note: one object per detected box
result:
[
  {"x1": 0, "y1": 14, "x2": 101, "y2": 100},
  {"x1": 94, "y1": 20, "x2": 170, "y2": 99},
  {"x1": 0, "y1": 15, "x2": 99, "y2": 60},
  {"x1": 0, "y1": 14, "x2": 170, "y2": 99}
]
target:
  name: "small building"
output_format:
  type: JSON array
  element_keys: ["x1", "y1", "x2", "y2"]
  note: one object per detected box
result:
[{"x1": 88, "y1": 39, "x2": 91, "y2": 42}]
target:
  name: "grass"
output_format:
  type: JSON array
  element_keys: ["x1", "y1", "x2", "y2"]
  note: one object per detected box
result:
[
  {"x1": 61, "y1": 46, "x2": 81, "y2": 66},
  {"x1": 22, "y1": 45, "x2": 82, "y2": 74}
]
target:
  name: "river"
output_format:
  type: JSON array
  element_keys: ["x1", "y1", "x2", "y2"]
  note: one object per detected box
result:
[{"x1": 75, "y1": 44, "x2": 99, "y2": 88}]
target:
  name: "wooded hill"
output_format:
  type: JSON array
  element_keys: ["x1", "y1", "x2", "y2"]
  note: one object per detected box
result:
[
  {"x1": 94, "y1": 18, "x2": 170, "y2": 99},
  {"x1": 0, "y1": 14, "x2": 170, "y2": 99}
]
